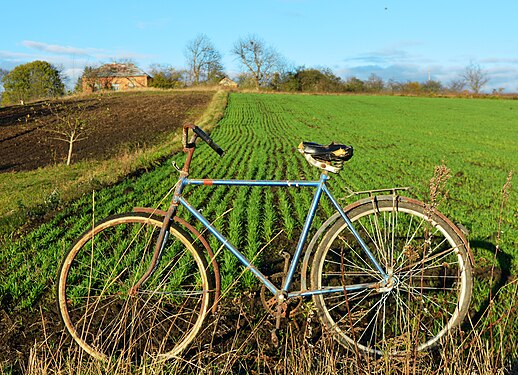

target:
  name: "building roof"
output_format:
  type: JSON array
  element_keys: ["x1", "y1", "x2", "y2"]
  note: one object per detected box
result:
[
  {"x1": 219, "y1": 77, "x2": 238, "y2": 86},
  {"x1": 93, "y1": 63, "x2": 151, "y2": 78}
]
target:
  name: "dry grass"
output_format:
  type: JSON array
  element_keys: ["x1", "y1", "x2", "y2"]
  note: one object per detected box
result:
[
  {"x1": 11, "y1": 295, "x2": 518, "y2": 375},
  {"x1": 15, "y1": 229, "x2": 518, "y2": 374}
]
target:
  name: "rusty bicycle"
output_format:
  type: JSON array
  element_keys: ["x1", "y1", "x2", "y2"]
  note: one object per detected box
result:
[{"x1": 57, "y1": 124, "x2": 473, "y2": 362}]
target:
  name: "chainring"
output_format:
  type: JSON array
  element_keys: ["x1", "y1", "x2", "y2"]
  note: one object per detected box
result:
[{"x1": 260, "y1": 272, "x2": 303, "y2": 318}]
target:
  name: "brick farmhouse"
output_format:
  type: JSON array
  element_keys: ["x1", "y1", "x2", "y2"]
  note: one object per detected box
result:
[{"x1": 82, "y1": 63, "x2": 151, "y2": 93}]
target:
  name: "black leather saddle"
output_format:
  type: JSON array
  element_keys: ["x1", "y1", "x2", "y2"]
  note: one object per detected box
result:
[{"x1": 299, "y1": 142, "x2": 353, "y2": 162}]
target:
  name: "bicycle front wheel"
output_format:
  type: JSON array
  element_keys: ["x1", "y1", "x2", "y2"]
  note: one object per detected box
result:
[
  {"x1": 57, "y1": 213, "x2": 213, "y2": 362},
  {"x1": 311, "y1": 196, "x2": 472, "y2": 355}
]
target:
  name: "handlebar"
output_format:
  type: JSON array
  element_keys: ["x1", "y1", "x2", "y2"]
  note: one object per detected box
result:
[{"x1": 183, "y1": 123, "x2": 225, "y2": 157}]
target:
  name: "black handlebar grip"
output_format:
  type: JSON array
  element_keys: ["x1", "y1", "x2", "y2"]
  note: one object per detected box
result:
[{"x1": 193, "y1": 126, "x2": 225, "y2": 156}]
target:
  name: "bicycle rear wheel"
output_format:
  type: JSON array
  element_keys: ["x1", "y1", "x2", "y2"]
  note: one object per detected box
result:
[
  {"x1": 57, "y1": 213, "x2": 213, "y2": 362},
  {"x1": 311, "y1": 196, "x2": 472, "y2": 355}
]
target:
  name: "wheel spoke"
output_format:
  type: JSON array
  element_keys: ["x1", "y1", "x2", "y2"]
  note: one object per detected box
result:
[{"x1": 58, "y1": 214, "x2": 211, "y2": 362}]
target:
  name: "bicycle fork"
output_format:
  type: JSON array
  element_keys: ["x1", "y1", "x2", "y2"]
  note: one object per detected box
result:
[
  {"x1": 128, "y1": 212, "x2": 175, "y2": 296},
  {"x1": 129, "y1": 181, "x2": 184, "y2": 295}
]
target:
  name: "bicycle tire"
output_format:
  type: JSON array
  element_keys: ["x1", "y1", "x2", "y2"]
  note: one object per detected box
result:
[
  {"x1": 311, "y1": 196, "x2": 472, "y2": 355},
  {"x1": 57, "y1": 212, "x2": 213, "y2": 362}
]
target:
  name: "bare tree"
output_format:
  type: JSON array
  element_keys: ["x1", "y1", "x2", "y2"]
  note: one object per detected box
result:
[
  {"x1": 184, "y1": 34, "x2": 223, "y2": 85},
  {"x1": 448, "y1": 78, "x2": 466, "y2": 93},
  {"x1": 365, "y1": 73, "x2": 385, "y2": 92},
  {"x1": 81, "y1": 65, "x2": 114, "y2": 92},
  {"x1": 232, "y1": 35, "x2": 281, "y2": 90},
  {"x1": 41, "y1": 101, "x2": 93, "y2": 165},
  {"x1": 462, "y1": 62, "x2": 489, "y2": 94}
]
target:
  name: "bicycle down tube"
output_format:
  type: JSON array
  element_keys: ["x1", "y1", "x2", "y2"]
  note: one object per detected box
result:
[{"x1": 175, "y1": 173, "x2": 388, "y2": 298}]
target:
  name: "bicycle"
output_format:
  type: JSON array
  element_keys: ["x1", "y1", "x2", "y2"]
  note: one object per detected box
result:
[{"x1": 57, "y1": 123, "x2": 473, "y2": 362}]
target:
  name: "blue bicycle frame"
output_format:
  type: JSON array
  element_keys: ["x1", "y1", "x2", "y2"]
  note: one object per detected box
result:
[{"x1": 174, "y1": 173, "x2": 388, "y2": 299}]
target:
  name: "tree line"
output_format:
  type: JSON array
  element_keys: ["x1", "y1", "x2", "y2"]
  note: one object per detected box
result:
[
  {"x1": 1, "y1": 34, "x2": 494, "y2": 106},
  {"x1": 149, "y1": 34, "x2": 491, "y2": 95}
]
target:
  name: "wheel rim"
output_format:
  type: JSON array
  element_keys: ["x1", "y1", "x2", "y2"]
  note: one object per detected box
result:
[
  {"x1": 314, "y1": 202, "x2": 470, "y2": 355},
  {"x1": 58, "y1": 215, "x2": 210, "y2": 362}
]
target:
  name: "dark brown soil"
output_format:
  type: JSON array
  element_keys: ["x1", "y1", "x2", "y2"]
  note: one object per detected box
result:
[
  {"x1": 0, "y1": 292, "x2": 319, "y2": 373},
  {"x1": 0, "y1": 91, "x2": 213, "y2": 172}
]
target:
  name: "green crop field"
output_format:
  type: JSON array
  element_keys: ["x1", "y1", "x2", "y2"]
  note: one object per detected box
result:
[{"x1": 0, "y1": 92, "x2": 517, "y2": 372}]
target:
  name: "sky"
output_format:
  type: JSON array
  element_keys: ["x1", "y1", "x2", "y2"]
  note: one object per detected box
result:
[{"x1": 1, "y1": 0, "x2": 518, "y2": 92}]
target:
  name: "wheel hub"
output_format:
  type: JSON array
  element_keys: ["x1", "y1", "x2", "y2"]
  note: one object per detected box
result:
[{"x1": 379, "y1": 268, "x2": 399, "y2": 292}]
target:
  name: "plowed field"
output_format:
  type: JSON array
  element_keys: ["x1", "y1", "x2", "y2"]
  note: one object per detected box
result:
[{"x1": 0, "y1": 91, "x2": 213, "y2": 172}]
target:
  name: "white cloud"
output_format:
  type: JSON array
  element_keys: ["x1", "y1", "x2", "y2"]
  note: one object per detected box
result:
[
  {"x1": 344, "y1": 42, "x2": 427, "y2": 66},
  {"x1": 339, "y1": 64, "x2": 450, "y2": 83},
  {"x1": 20, "y1": 41, "x2": 152, "y2": 61},
  {"x1": 481, "y1": 57, "x2": 518, "y2": 65},
  {"x1": 338, "y1": 44, "x2": 518, "y2": 92},
  {"x1": 21, "y1": 41, "x2": 101, "y2": 56},
  {"x1": 0, "y1": 50, "x2": 33, "y2": 60},
  {"x1": 345, "y1": 50, "x2": 412, "y2": 65}
]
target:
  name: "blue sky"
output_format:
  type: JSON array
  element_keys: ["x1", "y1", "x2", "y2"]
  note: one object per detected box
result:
[{"x1": 1, "y1": 0, "x2": 518, "y2": 92}]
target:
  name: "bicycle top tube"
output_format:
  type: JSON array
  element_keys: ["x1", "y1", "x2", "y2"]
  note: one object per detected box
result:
[{"x1": 184, "y1": 178, "x2": 326, "y2": 188}]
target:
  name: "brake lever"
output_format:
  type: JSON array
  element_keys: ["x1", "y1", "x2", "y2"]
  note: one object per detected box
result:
[{"x1": 172, "y1": 161, "x2": 181, "y2": 173}]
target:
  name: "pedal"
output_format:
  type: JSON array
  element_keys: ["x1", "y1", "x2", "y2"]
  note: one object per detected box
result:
[{"x1": 271, "y1": 328, "x2": 279, "y2": 347}]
